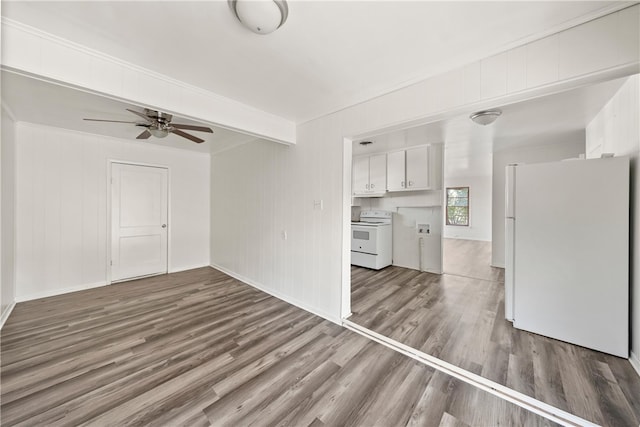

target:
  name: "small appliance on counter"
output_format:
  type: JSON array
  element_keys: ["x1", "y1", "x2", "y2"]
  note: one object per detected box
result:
[{"x1": 351, "y1": 210, "x2": 392, "y2": 270}]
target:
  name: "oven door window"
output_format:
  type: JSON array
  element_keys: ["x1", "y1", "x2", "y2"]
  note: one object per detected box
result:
[{"x1": 353, "y1": 230, "x2": 369, "y2": 240}]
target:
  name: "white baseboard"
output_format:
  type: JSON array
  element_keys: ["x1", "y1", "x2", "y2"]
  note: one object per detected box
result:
[
  {"x1": 0, "y1": 301, "x2": 16, "y2": 330},
  {"x1": 209, "y1": 263, "x2": 342, "y2": 325},
  {"x1": 443, "y1": 236, "x2": 491, "y2": 242},
  {"x1": 15, "y1": 265, "x2": 208, "y2": 302},
  {"x1": 630, "y1": 351, "x2": 640, "y2": 378},
  {"x1": 15, "y1": 281, "x2": 108, "y2": 302},
  {"x1": 169, "y1": 264, "x2": 209, "y2": 274},
  {"x1": 392, "y1": 262, "x2": 442, "y2": 274}
]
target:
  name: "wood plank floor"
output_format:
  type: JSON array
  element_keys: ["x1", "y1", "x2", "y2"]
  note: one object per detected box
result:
[
  {"x1": 350, "y1": 239, "x2": 640, "y2": 427},
  {"x1": 1, "y1": 267, "x2": 558, "y2": 426},
  {"x1": 443, "y1": 238, "x2": 504, "y2": 282}
]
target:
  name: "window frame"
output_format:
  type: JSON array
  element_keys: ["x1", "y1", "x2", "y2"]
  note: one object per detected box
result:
[{"x1": 446, "y1": 186, "x2": 470, "y2": 226}]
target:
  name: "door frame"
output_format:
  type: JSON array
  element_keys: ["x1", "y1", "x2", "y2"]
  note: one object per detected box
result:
[{"x1": 106, "y1": 159, "x2": 171, "y2": 285}]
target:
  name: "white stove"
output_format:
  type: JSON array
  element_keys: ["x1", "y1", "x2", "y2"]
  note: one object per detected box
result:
[{"x1": 351, "y1": 210, "x2": 392, "y2": 270}]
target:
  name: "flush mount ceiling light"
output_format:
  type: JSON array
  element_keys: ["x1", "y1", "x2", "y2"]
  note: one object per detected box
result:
[
  {"x1": 470, "y1": 109, "x2": 502, "y2": 126},
  {"x1": 228, "y1": 0, "x2": 289, "y2": 35}
]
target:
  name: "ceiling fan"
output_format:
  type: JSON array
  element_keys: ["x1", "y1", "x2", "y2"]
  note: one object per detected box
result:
[{"x1": 83, "y1": 108, "x2": 213, "y2": 143}]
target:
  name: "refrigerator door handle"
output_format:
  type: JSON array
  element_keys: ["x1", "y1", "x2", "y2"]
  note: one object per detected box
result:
[{"x1": 505, "y1": 164, "x2": 517, "y2": 218}]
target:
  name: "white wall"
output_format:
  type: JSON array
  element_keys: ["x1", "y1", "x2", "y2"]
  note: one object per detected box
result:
[
  {"x1": 208, "y1": 6, "x2": 639, "y2": 322},
  {"x1": 491, "y1": 135, "x2": 585, "y2": 267},
  {"x1": 585, "y1": 74, "x2": 640, "y2": 368},
  {"x1": 210, "y1": 137, "x2": 343, "y2": 322},
  {"x1": 15, "y1": 123, "x2": 210, "y2": 301},
  {"x1": 444, "y1": 175, "x2": 492, "y2": 241},
  {"x1": 1, "y1": 107, "x2": 17, "y2": 321},
  {"x1": 393, "y1": 206, "x2": 443, "y2": 273},
  {"x1": 361, "y1": 194, "x2": 443, "y2": 273}
]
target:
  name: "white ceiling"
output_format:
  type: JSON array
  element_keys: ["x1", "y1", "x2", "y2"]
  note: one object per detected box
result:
[
  {"x1": 353, "y1": 75, "x2": 628, "y2": 177},
  {"x1": 2, "y1": 1, "x2": 630, "y2": 123},
  {"x1": 1, "y1": 71, "x2": 259, "y2": 154}
]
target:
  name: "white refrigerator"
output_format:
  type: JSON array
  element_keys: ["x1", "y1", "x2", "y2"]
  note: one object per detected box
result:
[{"x1": 504, "y1": 157, "x2": 629, "y2": 358}]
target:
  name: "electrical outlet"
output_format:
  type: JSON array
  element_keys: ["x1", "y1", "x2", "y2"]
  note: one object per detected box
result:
[
  {"x1": 417, "y1": 223, "x2": 430, "y2": 234},
  {"x1": 314, "y1": 200, "x2": 323, "y2": 210}
]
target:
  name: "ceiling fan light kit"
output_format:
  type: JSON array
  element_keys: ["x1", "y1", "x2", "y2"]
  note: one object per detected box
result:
[
  {"x1": 228, "y1": 0, "x2": 288, "y2": 35},
  {"x1": 84, "y1": 108, "x2": 213, "y2": 144},
  {"x1": 470, "y1": 109, "x2": 502, "y2": 126},
  {"x1": 148, "y1": 127, "x2": 169, "y2": 139}
]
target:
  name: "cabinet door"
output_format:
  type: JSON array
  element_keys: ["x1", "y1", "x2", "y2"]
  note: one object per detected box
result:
[
  {"x1": 387, "y1": 150, "x2": 406, "y2": 191},
  {"x1": 406, "y1": 146, "x2": 430, "y2": 189},
  {"x1": 368, "y1": 154, "x2": 386, "y2": 192},
  {"x1": 352, "y1": 156, "x2": 370, "y2": 194}
]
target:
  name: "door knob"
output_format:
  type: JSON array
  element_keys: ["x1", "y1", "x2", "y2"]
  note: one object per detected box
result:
[{"x1": 162, "y1": 224, "x2": 167, "y2": 228}]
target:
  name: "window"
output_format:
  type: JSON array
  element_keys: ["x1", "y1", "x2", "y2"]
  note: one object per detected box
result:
[{"x1": 446, "y1": 187, "x2": 469, "y2": 226}]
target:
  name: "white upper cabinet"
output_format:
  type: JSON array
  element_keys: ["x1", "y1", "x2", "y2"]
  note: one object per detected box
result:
[
  {"x1": 352, "y1": 156, "x2": 370, "y2": 194},
  {"x1": 387, "y1": 145, "x2": 434, "y2": 191},
  {"x1": 352, "y1": 153, "x2": 387, "y2": 196},
  {"x1": 368, "y1": 154, "x2": 387, "y2": 193},
  {"x1": 405, "y1": 146, "x2": 430, "y2": 189},
  {"x1": 386, "y1": 150, "x2": 406, "y2": 191}
]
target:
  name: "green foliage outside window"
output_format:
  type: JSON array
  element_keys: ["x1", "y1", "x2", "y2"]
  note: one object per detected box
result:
[{"x1": 446, "y1": 187, "x2": 469, "y2": 226}]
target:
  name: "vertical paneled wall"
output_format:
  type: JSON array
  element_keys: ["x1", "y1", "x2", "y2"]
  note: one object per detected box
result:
[
  {"x1": 15, "y1": 123, "x2": 210, "y2": 301},
  {"x1": 1, "y1": 108, "x2": 17, "y2": 319},
  {"x1": 586, "y1": 75, "x2": 640, "y2": 365},
  {"x1": 210, "y1": 134, "x2": 343, "y2": 322}
]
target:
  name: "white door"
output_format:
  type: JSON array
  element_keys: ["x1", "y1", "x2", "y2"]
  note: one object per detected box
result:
[
  {"x1": 405, "y1": 146, "x2": 429, "y2": 189},
  {"x1": 368, "y1": 154, "x2": 387, "y2": 193},
  {"x1": 386, "y1": 150, "x2": 405, "y2": 191},
  {"x1": 111, "y1": 163, "x2": 168, "y2": 282}
]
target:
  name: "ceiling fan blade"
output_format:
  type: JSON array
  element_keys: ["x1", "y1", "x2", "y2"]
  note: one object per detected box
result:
[
  {"x1": 170, "y1": 123, "x2": 214, "y2": 133},
  {"x1": 83, "y1": 118, "x2": 140, "y2": 124},
  {"x1": 126, "y1": 108, "x2": 153, "y2": 122},
  {"x1": 170, "y1": 128, "x2": 205, "y2": 143},
  {"x1": 136, "y1": 129, "x2": 152, "y2": 140}
]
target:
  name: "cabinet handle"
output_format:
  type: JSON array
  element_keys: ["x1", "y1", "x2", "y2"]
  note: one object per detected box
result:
[
  {"x1": 401, "y1": 181, "x2": 405, "y2": 188},
  {"x1": 366, "y1": 184, "x2": 369, "y2": 190},
  {"x1": 409, "y1": 181, "x2": 413, "y2": 187},
  {"x1": 371, "y1": 183, "x2": 375, "y2": 189}
]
